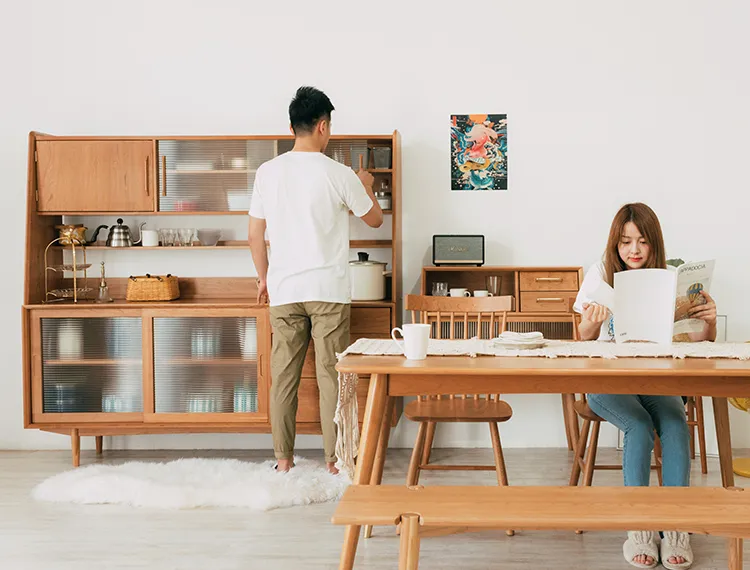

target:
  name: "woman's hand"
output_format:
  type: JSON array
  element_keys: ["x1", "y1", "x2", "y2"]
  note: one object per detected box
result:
[
  {"x1": 688, "y1": 291, "x2": 716, "y2": 325},
  {"x1": 582, "y1": 303, "x2": 610, "y2": 325},
  {"x1": 578, "y1": 303, "x2": 611, "y2": 341}
]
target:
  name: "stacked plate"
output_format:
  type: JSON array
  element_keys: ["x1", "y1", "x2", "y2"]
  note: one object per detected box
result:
[{"x1": 492, "y1": 331, "x2": 547, "y2": 350}]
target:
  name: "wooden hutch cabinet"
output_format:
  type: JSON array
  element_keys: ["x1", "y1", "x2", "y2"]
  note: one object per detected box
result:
[{"x1": 23, "y1": 131, "x2": 402, "y2": 466}]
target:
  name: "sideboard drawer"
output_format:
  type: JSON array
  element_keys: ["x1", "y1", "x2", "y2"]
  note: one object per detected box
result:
[
  {"x1": 520, "y1": 291, "x2": 577, "y2": 313},
  {"x1": 519, "y1": 271, "x2": 578, "y2": 292}
]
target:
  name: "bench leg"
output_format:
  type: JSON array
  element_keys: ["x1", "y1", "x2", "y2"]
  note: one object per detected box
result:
[
  {"x1": 399, "y1": 514, "x2": 421, "y2": 570},
  {"x1": 728, "y1": 538, "x2": 743, "y2": 570},
  {"x1": 364, "y1": 396, "x2": 395, "y2": 540}
]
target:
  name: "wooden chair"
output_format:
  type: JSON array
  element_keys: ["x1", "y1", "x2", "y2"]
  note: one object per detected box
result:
[{"x1": 403, "y1": 294, "x2": 514, "y2": 531}]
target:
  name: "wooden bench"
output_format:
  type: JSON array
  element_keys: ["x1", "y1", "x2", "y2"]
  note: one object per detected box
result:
[{"x1": 332, "y1": 485, "x2": 750, "y2": 569}]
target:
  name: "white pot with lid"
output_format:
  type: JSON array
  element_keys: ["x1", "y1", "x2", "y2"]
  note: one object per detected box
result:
[{"x1": 349, "y1": 252, "x2": 387, "y2": 301}]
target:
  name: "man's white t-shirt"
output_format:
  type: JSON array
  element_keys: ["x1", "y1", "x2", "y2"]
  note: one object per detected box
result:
[
  {"x1": 573, "y1": 263, "x2": 615, "y2": 341},
  {"x1": 249, "y1": 151, "x2": 373, "y2": 307}
]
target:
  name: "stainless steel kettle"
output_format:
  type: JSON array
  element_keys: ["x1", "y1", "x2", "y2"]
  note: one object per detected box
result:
[{"x1": 106, "y1": 219, "x2": 146, "y2": 247}]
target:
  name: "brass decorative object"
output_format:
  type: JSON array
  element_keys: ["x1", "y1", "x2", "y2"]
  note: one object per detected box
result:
[
  {"x1": 95, "y1": 261, "x2": 113, "y2": 303},
  {"x1": 44, "y1": 237, "x2": 91, "y2": 303}
]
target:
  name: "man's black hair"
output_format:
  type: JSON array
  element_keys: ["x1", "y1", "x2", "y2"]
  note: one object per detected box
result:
[{"x1": 289, "y1": 86, "x2": 334, "y2": 135}]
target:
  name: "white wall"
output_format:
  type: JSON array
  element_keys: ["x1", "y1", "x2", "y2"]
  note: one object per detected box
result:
[{"x1": 2, "y1": 0, "x2": 749, "y2": 453}]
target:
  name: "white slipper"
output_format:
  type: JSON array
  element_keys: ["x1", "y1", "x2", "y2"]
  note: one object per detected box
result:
[
  {"x1": 623, "y1": 531, "x2": 659, "y2": 569},
  {"x1": 660, "y1": 531, "x2": 693, "y2": 570}
]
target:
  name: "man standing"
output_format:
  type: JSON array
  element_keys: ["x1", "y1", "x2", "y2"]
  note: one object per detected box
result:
[{"x1": 248, "y1": 86, "x2": 383, "y2": 474}]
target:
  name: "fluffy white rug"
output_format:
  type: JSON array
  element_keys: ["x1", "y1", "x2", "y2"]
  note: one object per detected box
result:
[{"x1": 32, "y1": 457, "x2": 350, "y2": 510}]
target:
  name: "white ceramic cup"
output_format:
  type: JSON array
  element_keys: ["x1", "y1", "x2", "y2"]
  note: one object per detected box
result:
[
  {"x1": 450, "y1": 288, "x2": 471, "y2": 297},
  {"x1": 473, "y1": 290, "x2": 494, "y2": 297},
  {"x1": 141, "y1": 230, "x2": 159, "y2": 247},
  {"x1": 391, "y1": 324, "x2": 431, "y2": 360}
]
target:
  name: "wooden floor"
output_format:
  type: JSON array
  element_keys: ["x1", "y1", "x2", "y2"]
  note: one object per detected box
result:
[{"x1": 0, "y1": 447, "x2": 748, "y2": 569}]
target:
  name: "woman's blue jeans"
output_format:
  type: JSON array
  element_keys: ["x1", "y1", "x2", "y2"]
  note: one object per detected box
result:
[{"x1": 586, "y1": 394, "x2": 691, "y2": 487}]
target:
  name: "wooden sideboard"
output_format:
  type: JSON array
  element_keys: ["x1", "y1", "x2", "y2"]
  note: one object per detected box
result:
[
  {"x1": 23, "y1": 131, "x2": 402, "y2": 465},
  {"x1": 421, "y1": 265, "x2": 584, "y2": 449}
]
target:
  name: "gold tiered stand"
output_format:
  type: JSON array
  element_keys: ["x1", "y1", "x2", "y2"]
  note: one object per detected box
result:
[{"x1": 44, "y1": 237, "x2": 92, "y2": 303}]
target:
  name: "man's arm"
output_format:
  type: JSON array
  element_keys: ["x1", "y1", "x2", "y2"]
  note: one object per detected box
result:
[
  {"x1": 355, "y1": 170, "x2": 383, "y2": 228},
  {"x1": 249, "y1": 216, "x2": 269, "y2": 304}
]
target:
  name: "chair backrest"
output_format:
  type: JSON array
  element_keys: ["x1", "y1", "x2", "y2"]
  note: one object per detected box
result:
[
  {"x1": 568, "y1": 297, "x2": 582, "y2": 341},
  {"x1": 405, "y1": 294, "x2": 513, "y2": 340},
  {"x1": 405, "y1": 295, "x2": 513, "y2": 402}
]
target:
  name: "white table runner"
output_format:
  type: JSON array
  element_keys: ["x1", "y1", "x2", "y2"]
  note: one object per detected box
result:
[{"x1": 333, "y1": 340, "x2": 750, "y2": 476}]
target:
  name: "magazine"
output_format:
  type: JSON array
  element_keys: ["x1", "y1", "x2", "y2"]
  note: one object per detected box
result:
[{"x1": 588, "y1": 261, "x2": 715, "y2": 344}]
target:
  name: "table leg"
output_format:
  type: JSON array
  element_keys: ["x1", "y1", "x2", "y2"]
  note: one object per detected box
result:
[
  {"x1": 339, "y1": 373, "x2": 388, "y2": 570},
  {"x1": 712, "y1": 396, "x2": 735, "y2": 488},
  {"x1": 364, "y1": 396, "x2": 395, "y2": 539}
]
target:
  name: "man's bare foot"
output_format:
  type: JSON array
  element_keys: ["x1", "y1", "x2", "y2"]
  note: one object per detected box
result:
[
  {"x1": 276, "y1": 459, "x2": 294, "y2": 472},
  {"x1": 326, "y1": 462, "x2": 339, "y2": 475}
]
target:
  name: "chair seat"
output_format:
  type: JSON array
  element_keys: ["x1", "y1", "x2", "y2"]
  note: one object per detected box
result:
[
  {"x1": 573, "y1": 400, "x2": 604, "y2": 422},
  {"x1": 405, "y1": 398, "x2": 513, "y2": 423}
]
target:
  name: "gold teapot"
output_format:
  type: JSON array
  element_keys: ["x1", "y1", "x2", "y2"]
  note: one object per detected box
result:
[{"x1": 55, "y1": 224, "x2": 108, "y2": 246}]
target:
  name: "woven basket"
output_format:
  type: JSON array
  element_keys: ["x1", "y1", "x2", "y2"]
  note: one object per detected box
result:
[{"x1": 126, "y1": 274, "x2": 180, "y2": 301}]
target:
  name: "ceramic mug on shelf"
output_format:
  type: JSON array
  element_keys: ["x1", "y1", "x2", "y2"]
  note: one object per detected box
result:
[
  {"x1": 141, "y1": 230, "x2": 159, "y2": 247},
  {"x1": 473, "y1": 290, "x2": 494, "y2": 297},
  {"x1": 449, "y1": 288, "x2": 471, "y2": 297},
  {"x1": 391, "y1": 324, "x2": 430, "y2": 360}
]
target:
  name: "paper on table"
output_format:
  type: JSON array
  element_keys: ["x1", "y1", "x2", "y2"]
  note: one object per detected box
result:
[{"x1": 614, "y1": 268, "x2": 677, "y2": 344}]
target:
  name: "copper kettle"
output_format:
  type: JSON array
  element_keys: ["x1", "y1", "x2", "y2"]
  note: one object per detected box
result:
[{"x1": 55, "y1": 224, "x2": 108, "y2": 246}]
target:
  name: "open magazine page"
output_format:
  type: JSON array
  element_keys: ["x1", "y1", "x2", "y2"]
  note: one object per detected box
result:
[
  {"x1": 673, "y1": 260, "x2": 715, "y2": 336},
  {"x1": 614, "y1": 269, "x2": 677, "y2": 344}
]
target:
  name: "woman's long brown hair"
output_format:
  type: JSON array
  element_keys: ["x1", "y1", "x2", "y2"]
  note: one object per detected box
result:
[{"x1": 603, "y1": 203, "x2": 666, "y2": 286}]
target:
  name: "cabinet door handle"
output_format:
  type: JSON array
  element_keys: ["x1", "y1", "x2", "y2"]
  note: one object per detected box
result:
[
  {"x1": 144, "y1": 155, "x2": 150, "y2": 196},
  {"x1": 535, "y1": 277, "x2": 563, "y2": 282},
  {"x1": 536, "y1": 297, "x2": 565, "y2": 303},
  {"x1": 161, "y1": 156, "x2": 167, "y2": 197}
]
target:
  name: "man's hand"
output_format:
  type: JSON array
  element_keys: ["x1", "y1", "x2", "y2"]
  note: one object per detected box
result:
[
  {"x1": 257, "y1": 279, "x2": 269, "y2": 305},
  {"x1": 357, "y1": 169, "x2": 374, "y2": 189}
]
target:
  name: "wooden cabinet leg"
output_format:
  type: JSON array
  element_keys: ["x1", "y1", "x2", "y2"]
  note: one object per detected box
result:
[
  {"x1": 95, "y1": 436, "x2": 103, "y2": 455},
  {"x1": 71, "y1": 429, "x2": 80, "y2": 467},
  {"x1": 728, "y1": 537, "x2": 743, "y2": 570}
]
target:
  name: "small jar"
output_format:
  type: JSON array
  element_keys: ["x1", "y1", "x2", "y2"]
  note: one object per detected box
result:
[{"x1": 374, "y1": 192, "x2": 391, "y2": 210}]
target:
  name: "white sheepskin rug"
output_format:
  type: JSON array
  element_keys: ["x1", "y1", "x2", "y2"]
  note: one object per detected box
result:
[{"x1": 32, "y1": 457, "x2": 350, "y2": 510}]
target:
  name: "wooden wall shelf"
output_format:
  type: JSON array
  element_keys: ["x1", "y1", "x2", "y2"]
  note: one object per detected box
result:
[{"x1": 23, "y1": 130, "x2": 403, "y2": 466}]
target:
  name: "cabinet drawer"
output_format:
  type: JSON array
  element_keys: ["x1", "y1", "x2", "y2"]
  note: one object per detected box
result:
[
  {"x1": 296, "y1": 375, "x2": 369, "y2": 423},
  {"x1": 519, "y1": 271, "x2": 578, "y2": 292},
  {"x1": 520, "y1": 291, "x2": 577, "y2": 313},
  {"x1": 351, "y1": 308, "x2": 391, "y2": 334}
]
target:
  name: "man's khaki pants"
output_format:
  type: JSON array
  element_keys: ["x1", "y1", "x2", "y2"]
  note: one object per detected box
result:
[{"x1": 269, "y1": 302, "x2": 350, "y2": 464}]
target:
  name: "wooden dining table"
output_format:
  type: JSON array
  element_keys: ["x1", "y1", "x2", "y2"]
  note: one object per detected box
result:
[{"x1": 334, "y1": 354, "x2": 750, "y2": 570}]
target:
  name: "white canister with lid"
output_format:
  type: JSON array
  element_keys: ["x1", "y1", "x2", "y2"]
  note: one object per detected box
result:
[{"x1": 349, "y1": 252, "x2": 387, "y2": 301}]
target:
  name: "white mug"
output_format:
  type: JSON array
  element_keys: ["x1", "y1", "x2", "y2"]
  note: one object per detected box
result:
[
  {"x1": 450, "y1": 288, "x2": 471, "y2": 297},
  {"x1": 391, "y1": 324, "x2": 431, "y2": 360},
  {"x1": 473, "y1": 290, "x2": 494, "y2": 297},
  {"x1": 141, "y1": 229, "x2": 159, "y2": 247}
]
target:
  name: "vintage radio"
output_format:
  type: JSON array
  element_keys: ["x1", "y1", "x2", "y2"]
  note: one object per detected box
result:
[{"x1": 432, "y1": 235, "x2": 485, "y2": 266}]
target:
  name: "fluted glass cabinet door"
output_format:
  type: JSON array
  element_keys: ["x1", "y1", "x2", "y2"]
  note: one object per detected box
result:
[
  {"x1": 30, "y1": 311, "x2": 144, "y2": 423},
  {"x1": 156, "y1": 140, "x2": 276, "y2": 213},
  {"x1": 149, "y1": 310, "x2": 268, "y2": 422}
]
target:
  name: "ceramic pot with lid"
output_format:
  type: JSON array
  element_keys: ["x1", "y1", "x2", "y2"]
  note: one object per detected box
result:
[{"x1": 349, "y1": 252, "x2": 387, "y2": 301}]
